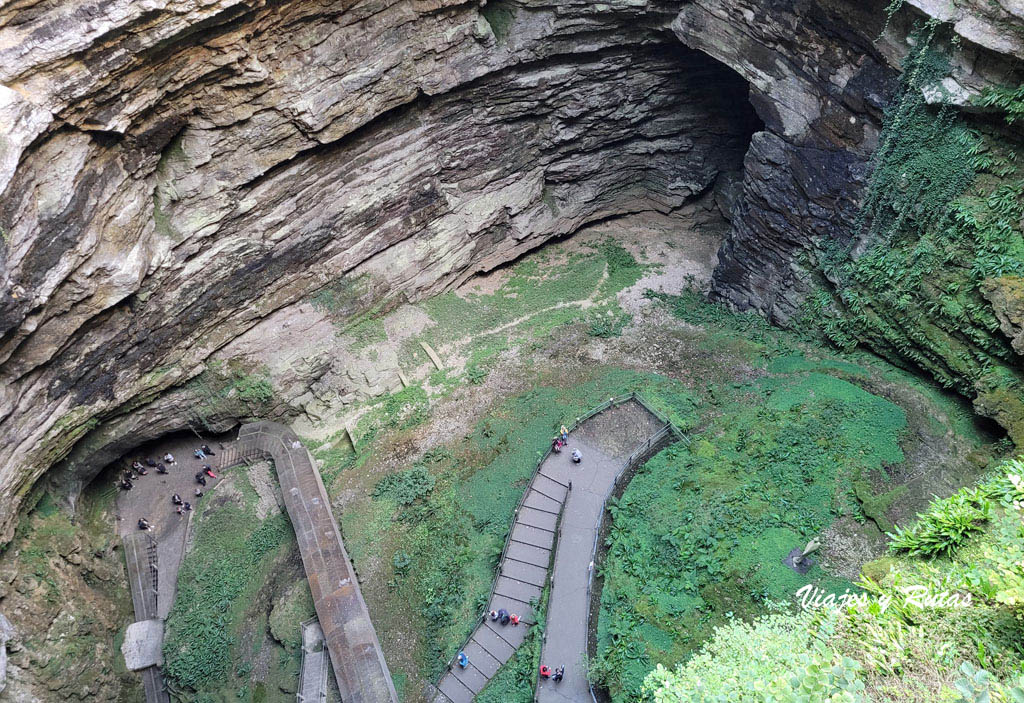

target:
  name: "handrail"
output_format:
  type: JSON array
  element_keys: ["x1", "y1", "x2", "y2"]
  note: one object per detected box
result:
[
  {"x1": 297, "y1": 618, "x2": 325, "y2": 703},
  {"x1": 532, "y1": 484, "x2": 570, "y2": 703},
  {"x1": 583, "y1": 421, "x2": 687, "y2": 701},
  {"x1": 436, "y1": 395, "x2": 639, "y2": 679},
  {"x1": 436, "y1": 392, "x2": 678, "y2": 685}
]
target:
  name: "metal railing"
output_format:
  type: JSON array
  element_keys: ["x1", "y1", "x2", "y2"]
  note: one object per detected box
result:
[
  {"x1": 297, "y1": 618, "x2": 328, "y2": 703},
  {"x1": 532, "y1": 484, "x2": 571, "y2": 703},
  {"x1": 436, "y1": 392, "x2": 677, "y2": 685},
  {"x1": 583, "y1": 421, "x2": 688, "y2": 702},
  {"x1": 437, "y1": 395, "x2": 634, "y2": 680}
]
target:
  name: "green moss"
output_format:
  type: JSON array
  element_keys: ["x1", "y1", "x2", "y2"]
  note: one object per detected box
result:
[
  {"x1": 859, "y1": 556, "x2": 897, "y2": 582},
  {"x1": 480, "y1": 1, "x2": 515, "y2": 43},
  {"x1": 800, "y1": 27, "x2": 1024, "y2": 444},
  {"x1": 852, "y1": 470, "x2": 908, "y2": 533},
  {"x1": 268, "y1": 582, "x2": 315, "y2": 651},
  {"x1": 163, "y1": 466, "x2": 295, "y2": 693},
  {"x1": 593, "y1": 366, "x2": 907, "y2": 701},
  {"x1": 188, "y1": 361, "x2": 277, "y2": 430}
]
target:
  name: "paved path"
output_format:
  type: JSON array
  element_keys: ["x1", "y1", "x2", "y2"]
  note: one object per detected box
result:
[
  {"x1": 433, "y1": 447, "x2": 574, "y2": 703},
  {"x1": 433, "y1": 399, "x2": 667, "y2": 703},
  {"x1": 536, "y1": 404, "x2": 676, "y2": 703},
  {"x1": 118, "y1": 423, "x2": 396, "y2": 703},
  {"x1": 225, "y1": 422, "x2": 398, "y2": 703}
]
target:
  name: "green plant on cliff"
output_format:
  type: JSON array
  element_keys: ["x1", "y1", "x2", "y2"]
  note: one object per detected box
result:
[
  {"x1": 807, "y1": 22, "x2": 1024, "y2": 442},
  {"x1": 977, "y1": 84, "x2": 1024, "y2": 125},
  {"x1": 188, "y1": 361, "x2": 276, "y2": 430},
  {"x1": 887, "y1": 490, "x2": 992, "y2": 558}
]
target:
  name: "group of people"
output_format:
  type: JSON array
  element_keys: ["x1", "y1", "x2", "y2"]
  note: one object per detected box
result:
[
  {"x1": 551, "y1": 425, "x2": 583, "y2": 463},
  {"x1": 171, "y1": 494, "x2": 193, "y2": 515},
  {"x1": 488, "y1": 608, "x2": 521, "y2": 626},
  {"x1": 131, "y1": 444, "x2": 219, "y2": 530},
  {"x1": 119, "y1": 453, "x2": 178, "y2": 490},
  {"x1": 539, "y1": 664, "x2": 564, "y2": 682},
  {"x1": 456, "y1": 424, "x2": 582, "y2": 685},
  {"x1": 453, "y1": 609, "x2": 564, "y2": 685}
]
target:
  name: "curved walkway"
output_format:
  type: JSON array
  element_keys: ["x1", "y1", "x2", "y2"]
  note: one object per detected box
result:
[
  {"x1": 536, "y1": 412, "x2": 679, "y2": 703},
  {"x1": 222, "y1": 422, "x2": 398, "y2": 703},
  {"x1": 433, "y1": 397, "x2": 673, "y2": 703}
]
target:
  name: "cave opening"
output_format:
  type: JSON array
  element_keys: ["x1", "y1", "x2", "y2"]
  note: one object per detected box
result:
[{"x1": 9, "y1": 5, "x2": 1023, "y2": 701}]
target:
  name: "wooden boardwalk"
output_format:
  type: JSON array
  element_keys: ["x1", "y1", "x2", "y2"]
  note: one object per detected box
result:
[
  {"x1": 221, "y1": 422, "x2": 398, "y2": 703},
  {"x1": 122, "y1": 532, "x2": 170, "y2": 703}
]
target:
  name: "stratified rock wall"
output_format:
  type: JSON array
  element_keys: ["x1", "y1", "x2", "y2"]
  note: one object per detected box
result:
[
  {"x1": 0, "y1": 0, "x2": 761, "y2": 539},
  {"x1": 1, "y1": 0, "x2": 1023, "y2": 538},
  {"x1": 681, "y1": 0, "x2": 1024, "y2": 322}
]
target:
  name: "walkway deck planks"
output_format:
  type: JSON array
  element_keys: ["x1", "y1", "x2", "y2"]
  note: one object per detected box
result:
[{"x1": 227, "y1": 422, "x2": 398, "y2": 703}]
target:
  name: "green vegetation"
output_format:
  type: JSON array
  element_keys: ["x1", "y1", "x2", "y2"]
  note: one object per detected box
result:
[
  {"x1": 352, "y1": 383, "x2": 429, "y2": 450},
  {"x1": 977, "y1": 84, "x2": 1024, "y2": 125},
  {"x1": 163, "y1": 463, "x2": 299, "y2": 699},
  {"x1": 887, "y1": 489, "x2": 992, "y2": 557},
  {"x1": 593, "y1": 361, "x2": 907, "y2": 700},
  {"x1": 372, "y1": 465, "x2": 436, "y2": 505},
  {"x1": 400, "y1": 241, "x2": 644, "y2": 372},
  {"x1": 480, "y1": 0, "x2": 516, "y2": 43},
  {"x1": 642, "y1": 610, "x2": 867, "y2": 702},
  {"x1": 641, "y1": 456, "x2": 1024, "y2": 703},
  {"x1": 802, "y1": 21, "x2": 1024, "y2": 444},
  {"x1": 188, "y1": 360, "x2": 277, "y2": 430},
  {"x1": 342, "y1": 370, "x2": 698, "y2": 682}
]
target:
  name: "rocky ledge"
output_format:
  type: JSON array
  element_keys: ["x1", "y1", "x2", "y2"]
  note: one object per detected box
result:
[{"x1": 0, "y1": 0, "x2": 1022, "y2": 538}]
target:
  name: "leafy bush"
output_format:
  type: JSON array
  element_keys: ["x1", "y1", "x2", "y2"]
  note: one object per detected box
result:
[
  {"x1": 372, "y1": 465, "x2": 436, "y2": 505},
  {"x1": 595, "y1": 369, "x2": 903, "y2": 700},
  {"x1": 641, "y1": 611, "x2": 867, "y2": 702},
  {"x1": 887, "y1": 490, "x2": 992, "y2": 558},
  {"x1": 466, "y1": 364, "x2": 488, "y2": 385},
  {"x1": 976, "y1": 84, "x2": 1024, "y2": 125},
  {"x1": 235, "y1": 374, "x2": 274, "y2": 404},
  {"x1": 962, "y1": 508, "x2": 1024, "y2": 617},
  {"x1": 587, "y1": 309, "x2": 631, "y2": 338},
  {"x1": 955, "y1": 662, "x2": 1024, "y2": 703}
]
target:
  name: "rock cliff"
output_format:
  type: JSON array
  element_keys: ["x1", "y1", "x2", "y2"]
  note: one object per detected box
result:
[{"x1": 0, "y1": 0, "x2": 1022, "y2": 539}]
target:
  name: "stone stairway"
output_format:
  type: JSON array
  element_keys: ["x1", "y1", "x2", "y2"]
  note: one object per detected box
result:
[
  {"x1": 433, "y1": 455, "x2": 571, "y2": 703},
  {"x1": 432, "y1": 396, "x2": 678, "y2": 703}
]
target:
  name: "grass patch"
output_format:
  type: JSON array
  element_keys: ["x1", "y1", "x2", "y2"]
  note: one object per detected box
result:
[
  {"x1": 163, "y1": 465, "x2": 295, "y2": 696},
  {"x1": 593, "y1": 364, "x2": 908, "y2": 701}
]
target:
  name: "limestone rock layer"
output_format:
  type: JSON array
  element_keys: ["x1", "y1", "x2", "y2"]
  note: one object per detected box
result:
[{"x1": 0, "y1": 0, "x2": 1022, "y2": 538}]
